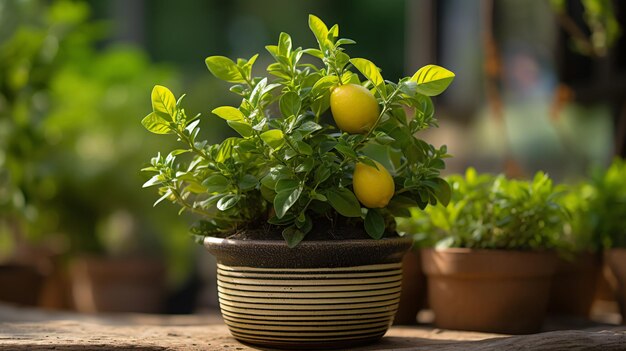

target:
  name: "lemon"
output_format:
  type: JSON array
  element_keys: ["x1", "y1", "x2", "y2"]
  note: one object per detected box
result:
[
  {"x1": 353, "y1": 161, "x2": 395, "y2": 208},
  {"x1": 330, "y1": 83, "x2": 379, "y2": 134}
]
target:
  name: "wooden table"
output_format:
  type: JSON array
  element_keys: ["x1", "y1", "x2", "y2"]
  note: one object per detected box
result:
[{"x1": 1, "y1": 303, "x2": 625, "y2": 350}]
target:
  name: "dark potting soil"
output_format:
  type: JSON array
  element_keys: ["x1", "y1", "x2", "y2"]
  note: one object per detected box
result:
[{"x1": 226, "y1": 216, "x2": 398, "y2": 241}]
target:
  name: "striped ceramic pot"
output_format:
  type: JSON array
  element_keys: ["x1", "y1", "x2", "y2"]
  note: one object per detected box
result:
[{"x1": 204, "y1": 236, "x2": 412, "y2": 349}]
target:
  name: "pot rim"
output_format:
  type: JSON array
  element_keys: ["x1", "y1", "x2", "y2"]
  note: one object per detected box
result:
[
  {"x1": 422, "y1": 247, "x2": 556, "y2": 255},
  {"x1": 203, "y1": 235, "x2": 413, "y2": 268},
  {"x1": 204, "y1": 235, "x2": 413, "y2": 248}
]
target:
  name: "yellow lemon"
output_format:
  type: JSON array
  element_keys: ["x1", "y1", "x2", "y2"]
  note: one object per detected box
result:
[
  {"x1": 353, "y1": 161, "x2": 395, "y2": 208},
  {"x1": 330, "y1": 83, "x2": 379, "y2": 134}
]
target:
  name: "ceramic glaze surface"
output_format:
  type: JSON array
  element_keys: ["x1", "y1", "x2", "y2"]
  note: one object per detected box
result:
[{"x1": 217, "y1": 262, "x2": 402, "y2": 347}]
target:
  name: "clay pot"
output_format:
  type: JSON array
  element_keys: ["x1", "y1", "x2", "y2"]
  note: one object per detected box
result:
[
  {"x1": 0, "y1": 264, "x2": 44, "y2": 306},
  {"x1": 70, "y1": 256, "x2": 166, "y2": 313},
  {"x1": 605, "y1": 248, "x2": 626, "y2": 323},
  {"x1": 393, "y1": 249, "x2": 427, "y2": 325},
  {"x1": 204, "y1": 236, "x2": 412, "y2": 349},
  {"x1": 548, "y1": 252, "x2": 601, "y2": 317},
  {"x1": 421, "y1": 248, "x2": 557, "y2": 334}
]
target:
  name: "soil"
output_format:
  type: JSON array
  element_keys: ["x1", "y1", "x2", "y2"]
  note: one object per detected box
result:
[{"x1": 226, "y1": 216, "x2": 399, "y2": 241}]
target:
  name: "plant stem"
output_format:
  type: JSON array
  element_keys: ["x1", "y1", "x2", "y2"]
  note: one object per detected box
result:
[{"x1": 176, "y1": 130, "x2": 211, "y2": 162}]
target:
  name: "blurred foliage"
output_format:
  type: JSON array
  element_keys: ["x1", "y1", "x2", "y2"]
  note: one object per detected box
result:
[
  {"x1": 587, "y1": 158, "x2": 626, "y2": 248},
  {"x1": 556, "y1": 182, "x2": 599, "y2": 253},
  {"x1": 0, "y1": 0, "x2": 194, "y2": 280},
  {"x1": 397, "y1": 168, "x2": 569, "y2": 251},
  {"x1": 551, "y1": 0, "x2": 621, "y2": 57}
]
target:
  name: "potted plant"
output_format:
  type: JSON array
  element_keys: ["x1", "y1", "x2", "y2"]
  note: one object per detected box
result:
[
  {"x1": 141, "y1": 15, "x2": 453, "y2": 348},
  {"x1": 548, "y1": 182, "x2": 601, "y2": 317},
  {"x1": 588, "y1": 158, "x2": 626, "y2": 323},
  {"x1": 411, "y1": 168, "x2": 567, "y2": 334}
]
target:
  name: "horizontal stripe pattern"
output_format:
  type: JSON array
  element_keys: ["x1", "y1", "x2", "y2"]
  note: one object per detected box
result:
[{"x1": 217, "y1": 263, "x2": 402, "y2": 347}]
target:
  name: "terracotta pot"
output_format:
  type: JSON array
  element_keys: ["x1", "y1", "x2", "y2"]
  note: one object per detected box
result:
[
  {"x1": 548, "y1": 252, "x2": 601, "y2": 317},
  {"x1": 421, "y1": 248, "x2": 557, "y2": 334},
  {"x1": 204, "y1": 236, "x2": 412, "y2": 350},
  {"x1": 393, "y1": 249, "x2": 426, "y2": 325},
  {"x1": 605, "y1": 248, "x2": 626, "y2": 323},
  {"x1": 595, "y1": 261, "x2": 618, "y2": 302},
  {"x1": 70, "y1": 256, "x2": 166, "y2": 313},
  {"x1": 0, "y1": 264, "x2": 44, "y2": 306}
]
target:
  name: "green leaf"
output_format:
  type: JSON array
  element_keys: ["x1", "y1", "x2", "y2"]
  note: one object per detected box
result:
[
  {"x1": 205, "y1": 56, "x2": 246, "y2": 83},
  {"x1": 151, "y1": 85, "x2": 177, "y2": 121},
  {"x1": 260, "y1": 129, "x2": 285, "y2": 149},
  {"x1": 295, "y1": 141, "x2": 313, "y2": 155},
  {"x1": 212, "y1": 106, "x2": 244, "y2": 121},
  {"x1": 282, "y1": 225, "x2": 306, "y2": 248},
  {"x1": 261, "y1": 167, "x2": 288, "y2": 190},
  {"x1": 141, "y1": 112, "x2": 171, "y2": 134},
  {"x1": 315, "y1": 167, "x2": 331, "y2": 183},
  {"x1": 275, "y1": 179, "x2": 299, "y2": 193},
  {"x1": 311, "y1": 92, "x2": 330, "y2": 117},
  {"x1": 279, "y1": 91, "x2": 301, "y2": 118},
  {"x1": 334, "y1": 143, "x2": 357, "y2": 159},
  {"x1": 309, "y1": 15, "x2": 329, "y2": 48},
  {"x1": 411, "y1": 64, "x2": 455, "y2": 96},
  {"x1": 203, "y1": 174, "x2": 230, "y2": 193},
  {"x1": 295, "y1": 213, "x2": 313, "y2": 233},
  {"x1": 260, "y1": 184, "x2": 276, "y2": 202},
  {"x1": 227, "y1": 120, "x2": 253, "y2": 137},
  {"x1": 311, "y1": 75, "x2": 339, "y2": 98},
  {"x1": 364, "y1": 208, "x2": 385, "y2": 239},
  {"x1": 302, "y1": 48, "x2": 324, "y2": 59},
  {"x1": 274, "y1": 185, "x2": 303, "y2": 218},
  {"x1": 238, "y1": 174, "x2": 258, "y2": 191},
  {"x1": 336, "y1": 38, "x2": 356, "y2": 46},
  {"x1": 142, "y1": 175, "x2": 162, "y2": 188},
  {"x1": 328, "y1": 24, "x2": 339, "y2": 39},
  {"x1": 295, "y1": 158, "x2": 314, "y2": 173},
  {"x1": 216, "y1": 137, "x2": 237, "y2": 162},
  {"x1": 350, "y1": 58, "x2": 385, "y2": 96},
  {"x1": 414, "y1": 94, "x2": 434, "y2": 120},
  {"x1": 298, "y1": 121, "x2": 322, "y2": 134},
  {"x1": 217, "y1": 194, "x2": 240, "y2": 211},
  {"x1": 433, "y1": 178, "x2": 451, "y2": 206},
  {"x1": 326, "y1": 188, "x2": 361, "y2": 217},
  {"x1": 278, "y1": 32, "x2": 292, "y2": 56}
]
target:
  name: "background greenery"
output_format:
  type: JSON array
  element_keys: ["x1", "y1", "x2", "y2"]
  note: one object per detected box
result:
[{"x1": 0, "y1": 0, "x2": 624, "y2": 311}]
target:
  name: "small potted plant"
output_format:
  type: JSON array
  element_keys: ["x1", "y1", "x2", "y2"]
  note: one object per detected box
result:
[
  {"x1": 141, "y1": 15, "x2": 453, "y2": 348},
  {"x1": 548, "y1": 182, "x2": 601, "y2": 318},
  {"x1": 588, "y1": 158, "x2": 626, "y2": 323},
  {"x1": 412, "y1": 168, "x2": 567, "y2": 334}
]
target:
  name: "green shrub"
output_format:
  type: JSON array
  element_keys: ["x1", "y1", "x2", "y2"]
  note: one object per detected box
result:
[{"x1": 397, "y1": 168, "x2": 569, "y2": 251}]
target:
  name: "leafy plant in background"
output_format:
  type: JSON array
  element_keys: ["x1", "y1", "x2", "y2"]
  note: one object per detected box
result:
[
  {"x1": 0, "y1": 0, "x2": 191, "y2": 272},
  {"x1": 556, "y1": 182, "x2": 600, "y2": 253},
  {"x1": 142, "y1": 15, "x2": 454, "y2": 247},
  {"x1": 0, "y1": 0, "x2": 90, "y2": 260},
  {"x1": 397, "y1": 168, "x2": 569, "y2": 251},
  {"x1": 587, "y1": 158, "x2": 626, "y2": 248}
]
